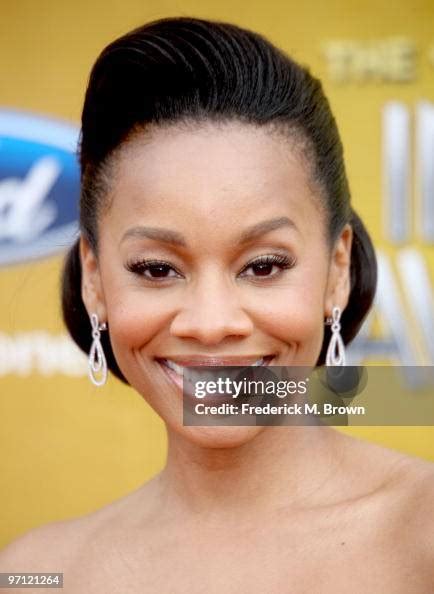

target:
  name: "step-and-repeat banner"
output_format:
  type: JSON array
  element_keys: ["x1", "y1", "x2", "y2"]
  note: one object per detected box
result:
[{"x1": 1, "y1": 0, "x2": 433, "y2": 547}]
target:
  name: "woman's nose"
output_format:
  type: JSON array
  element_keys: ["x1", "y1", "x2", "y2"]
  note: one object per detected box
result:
[{"x1": 169, "y1": 273, "x2": 254, "y2": 346}]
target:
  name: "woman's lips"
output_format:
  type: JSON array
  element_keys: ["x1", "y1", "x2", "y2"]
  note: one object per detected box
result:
[
  {"x1": 155, "y1": 355, "x2": 275, "y2": 403},
  {"x1": 155, "y1": 355, "x2": 275, "y2": 367}
]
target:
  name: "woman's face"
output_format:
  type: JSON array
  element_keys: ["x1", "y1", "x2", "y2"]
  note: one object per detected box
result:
[{"x1": 81, "y1": 121, "x2": 352, "y2": 447}]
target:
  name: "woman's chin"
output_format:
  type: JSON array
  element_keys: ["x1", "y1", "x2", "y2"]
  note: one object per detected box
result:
[{"x1": 179, "y1": 424, "x2": 265, "y2": 449}]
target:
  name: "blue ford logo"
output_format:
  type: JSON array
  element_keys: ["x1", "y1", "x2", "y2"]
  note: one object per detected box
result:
[{"x1": 0, "y1": 108, "x2": 80, "y2": 267}]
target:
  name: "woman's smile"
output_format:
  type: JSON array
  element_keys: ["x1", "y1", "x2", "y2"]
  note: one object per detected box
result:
[{"x1": 154, "y1": 354, "x2": 276, "y2": 400}]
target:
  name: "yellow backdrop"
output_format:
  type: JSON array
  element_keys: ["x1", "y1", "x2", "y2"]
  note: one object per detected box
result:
[{"x1": 1, "y1": 0, "x2": 433, "y2": 549}]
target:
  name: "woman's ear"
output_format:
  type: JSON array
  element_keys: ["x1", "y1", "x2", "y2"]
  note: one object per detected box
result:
[
  {"x1": 324, "y1": 223, "x2": 353, "y2": 317},
  {"x1": 79, "y1": 235, "x2": 107, "y2": 323}
]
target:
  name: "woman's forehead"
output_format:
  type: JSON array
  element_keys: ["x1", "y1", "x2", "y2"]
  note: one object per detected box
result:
[{"x1": 107, "y1": 121, "x2": 323, "y2": 218}]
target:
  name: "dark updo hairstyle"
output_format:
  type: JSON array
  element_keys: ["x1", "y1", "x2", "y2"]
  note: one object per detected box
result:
[{"x1": 61, "y1": 16, "x2": 377, "y2": 384}]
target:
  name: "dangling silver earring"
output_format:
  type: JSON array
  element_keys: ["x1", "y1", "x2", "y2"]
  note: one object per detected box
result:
[
  {"x1": 88, "y1": 313, "x2": 108, "y2": 386},
  {"x1": 325, "y1": 306, "x2": 346, "y2": 366}
]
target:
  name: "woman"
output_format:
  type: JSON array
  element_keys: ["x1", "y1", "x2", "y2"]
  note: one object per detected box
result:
[{"x1": 1, "y1": 16, "x2": 433, "y2": 593}]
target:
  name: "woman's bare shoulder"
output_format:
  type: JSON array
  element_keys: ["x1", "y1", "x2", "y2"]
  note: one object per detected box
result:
[
  {"x1": 0, "y1": 517, "x2": 87, "y2": 574},
  {"x1": 390, "y1": 449, "x2": 434, "y2": 550},
  {"x1": 387, "y1": 448, "x2": 434, "y2": 583},
  {"x1": 0, "y1": 477, "x2": 158, "y2": 575},
  {"x1": 339, "y1": 430, "x2": 434, "y2": 499},
  {"x1": 338, "y1": 432, "x2": 434, "y2": 561},
  {"x1": 0, "y1": 513, "x2": 111, "y2": 594}
]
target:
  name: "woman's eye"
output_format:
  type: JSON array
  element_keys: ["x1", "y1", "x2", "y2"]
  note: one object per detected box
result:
[
  {"x1": 240, "y1": 254, "x2": 296, "y2": 278},
  {"x1": 126, "y1": 254, "x2": 296, "y2": 282},
  {"x1": 126, "y1": 260, "x2": 180, "y2": 279}
]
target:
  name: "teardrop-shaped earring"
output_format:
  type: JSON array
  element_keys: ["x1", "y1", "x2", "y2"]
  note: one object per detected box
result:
[
  {"x1": 88, "y1": 312, "x2": 108, "y2": 386},
  {"x1": 325, "y1": 306, "x2": 346, "y2": 366}
]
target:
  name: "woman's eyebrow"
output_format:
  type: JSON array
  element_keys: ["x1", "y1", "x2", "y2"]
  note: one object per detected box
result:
[
  {"x1": 239, "y1": 216, "x2": 298, "y2": 243},
  {"x1": 120, "y1": 226, "x2": 187, "y2": 247},
  {"x1": 119, "y1": 216, "x2": 297, "y2": 247}
]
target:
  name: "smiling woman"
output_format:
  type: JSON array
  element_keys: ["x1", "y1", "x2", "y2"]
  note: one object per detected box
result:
[{"x1": 1, "y1": 15, "x2": 434, "y2": 594}]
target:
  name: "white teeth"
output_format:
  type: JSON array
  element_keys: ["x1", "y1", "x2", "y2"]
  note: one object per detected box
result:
[
  {"x1": 161, "y1": 357, "x2": 271, "y2": 391},
  {"x1": 163, "y1": 357, "x2": 266, "y2": 375},
  {"x1": 252, "y1": 358, "x2": 264, "y2": 366},
  {"x1": 163, "y1": 359, "x2": 184, "y2": 375}
]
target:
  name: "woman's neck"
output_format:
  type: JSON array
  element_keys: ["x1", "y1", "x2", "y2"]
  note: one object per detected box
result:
[{"x1": 156, "y1": 425, "x2": 345, "y2": 521}]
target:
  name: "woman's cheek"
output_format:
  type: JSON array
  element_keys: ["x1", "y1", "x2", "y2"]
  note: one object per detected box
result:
[
  {"x1": 266, "y1": 294, "x2": 325, "y2": 365},
  {"x1": 104, "y1": 291, "x2": 165, "y2": 363},
  {"x1": 267, "y1": 284, "x2": 323, "y2": 334},
  {"x1": 277, "y1": 309, "x2": 323, "y2": 351}
]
